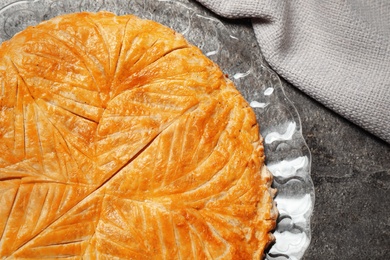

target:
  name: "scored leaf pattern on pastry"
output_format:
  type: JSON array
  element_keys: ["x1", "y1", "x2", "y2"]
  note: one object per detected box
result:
[{"x1": 0, "y1": 12, "x2": 275, "y2": 259}]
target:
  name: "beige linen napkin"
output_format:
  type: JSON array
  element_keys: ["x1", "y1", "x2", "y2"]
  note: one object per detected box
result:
[{"x1": 196, "y1": 0, "x2": 390, "y2": 143}]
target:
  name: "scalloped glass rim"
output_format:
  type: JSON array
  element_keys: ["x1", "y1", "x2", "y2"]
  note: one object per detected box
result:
[{"x1": 0, "y1": 0, "x2": 315, "y2": 259}]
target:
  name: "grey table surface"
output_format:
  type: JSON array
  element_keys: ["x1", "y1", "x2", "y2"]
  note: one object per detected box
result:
[
  {"x1": 206, "y1": 6, "x2": 390, "y2": 260},
  {"x1": 282, "y1": 75, "x2": 390, "y2": 260}
]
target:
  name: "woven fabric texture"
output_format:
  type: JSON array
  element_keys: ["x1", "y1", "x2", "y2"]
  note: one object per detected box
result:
[{"x1": 196, "y1": 0, "x2": 390, "y2": 143}]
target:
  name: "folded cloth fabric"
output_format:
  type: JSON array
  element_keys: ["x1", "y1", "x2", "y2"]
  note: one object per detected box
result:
[{"x1": 196, "y1": 0, "x2": 390, "y2": 143}]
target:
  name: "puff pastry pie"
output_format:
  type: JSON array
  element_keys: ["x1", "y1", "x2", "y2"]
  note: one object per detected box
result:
[{"x1": 0, "y1": 12, "x2": 277, "y2": 259}]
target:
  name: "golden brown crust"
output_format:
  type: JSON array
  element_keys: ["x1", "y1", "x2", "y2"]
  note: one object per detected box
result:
[{"x1": 0, "y1": 12, "x2": 276, "y2": 259}]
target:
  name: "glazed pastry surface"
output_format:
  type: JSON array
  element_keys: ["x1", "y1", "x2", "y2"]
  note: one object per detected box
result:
[{"x1": 0, "y1": 12, "x2": 276, "y2": 259}]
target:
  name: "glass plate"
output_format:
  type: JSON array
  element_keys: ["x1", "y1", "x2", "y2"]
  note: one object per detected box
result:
[{"x1": 0, "y1": 0, "x2": 315, "y2": 259}]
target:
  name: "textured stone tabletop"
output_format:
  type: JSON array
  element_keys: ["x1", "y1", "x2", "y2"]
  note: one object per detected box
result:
[{"x1": 283, "y1": 78, "x2": 390, "y2": 260}]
